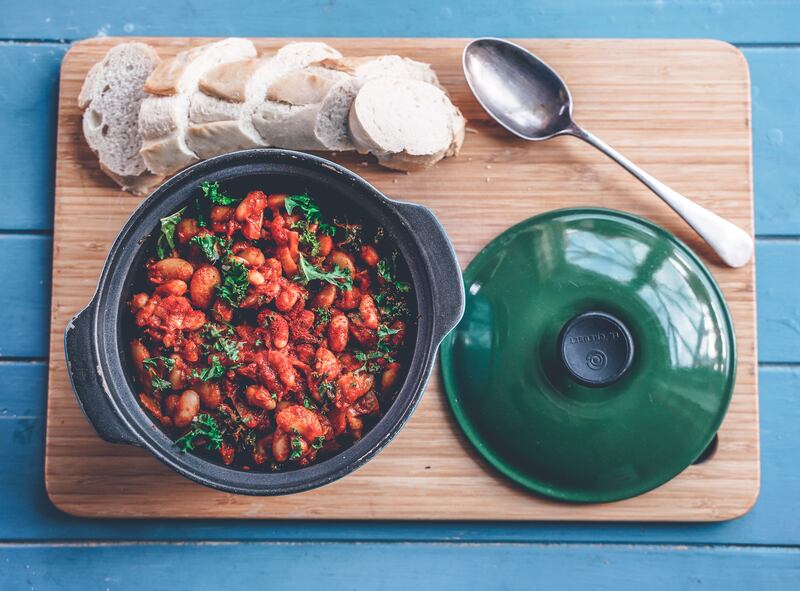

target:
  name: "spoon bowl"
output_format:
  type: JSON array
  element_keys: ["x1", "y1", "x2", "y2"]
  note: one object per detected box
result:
[
  {"x1": 462, "y1": 38, "x2": 754, "y2": 268},
  {"x1": 463, "y1": 37, "x2": 573, "y2": 140}
]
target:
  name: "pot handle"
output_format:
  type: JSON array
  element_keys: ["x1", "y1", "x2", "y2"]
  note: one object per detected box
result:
[
  {"x1": 64, "y1": 302, "x2": 139, "y2": 445},
  {"x1": 395, "y1": 201, "x2": 465, "y2": 344}
]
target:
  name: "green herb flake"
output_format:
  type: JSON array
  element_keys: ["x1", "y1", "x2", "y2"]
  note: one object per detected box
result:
[
  {"x1": 297, "y1": 255, "x2": 353, "y2": 291},
  {"x1": 150, "y1": 374, "x2": 173, "y2": 391},
  {"x1": 142, "y1": 356, "x2": 176, "y2": 372},
  {"x1": 200, "y1": 181, "x2": 238, "y2": 206},
  {"x1": 374, "y1": 291, "x2": 410, "y2": 321},
  {"x1": 285, "y1": 194, "x2": 334, "y2": 235},
  {"x1": 317, "y1": 380, "x2": 335, "y2": 400},
  {"x1": 214, "y1": 337, "x2": 242, "y2": 362},
  {"x1": 155, "y1": 207, "x2": 186, "y2": 259},
  {"x1": 216, "y1": 260, "x2": 249, "y2": 307},
  {"x1": 313, "y1": 306, "x2": 332, "y2": 327},
  {"x1": 192, "y1": 356, "x2": 226, "y2": 382},
  {"x1": 289, "y1": 428, "x2": 303, "y2": 460},
  {"x1": 376, "y1": 324, "x2": 400, "y2": 353},
  {"x1": 311, "y1": 436, "x2": 326, "y2": 450},
  {"x1": 376, "y1": 252, "x2": 411, "y2": 293},
  {"x1": 292, "y1": 219, "x2": 321, "y2": 256},
  {"x1": 190, "y1": 234, "x2": 221, "y2": 263},
  {"x1": 175, "y1": 413, "x2": 224, "y2": 452}
]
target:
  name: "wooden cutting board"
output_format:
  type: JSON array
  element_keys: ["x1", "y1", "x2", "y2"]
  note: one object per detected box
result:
[{"x1": 46, "y1": 37, "x2": 758, "y2": 521}]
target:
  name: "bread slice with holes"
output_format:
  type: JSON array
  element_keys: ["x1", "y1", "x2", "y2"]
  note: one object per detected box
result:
[
  {"x1": 186, "y1": 42, "x2": 342, "y2": 159},
  {"x1": 138, "y1": 38, "x2": 257, "y2": 176},
  {"x1": 348, "y1": 77, "x2": 466, "y2": 171},
  {"x1": 78, "y1": 42, "x2": 163, "y2": 194}
]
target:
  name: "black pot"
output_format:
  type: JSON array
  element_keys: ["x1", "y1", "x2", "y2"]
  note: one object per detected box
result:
[{"x1": 65, "y1": 149, "x2": 464, "y2": 495}]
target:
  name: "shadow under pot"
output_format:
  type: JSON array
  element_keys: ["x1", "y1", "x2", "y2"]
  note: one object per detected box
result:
[
  {"x1": 65, "y1": 148, "x2": 465, "y2": 496},
  {"x1": 440, "y1": 208, "x2": 735, "y2": 503}
]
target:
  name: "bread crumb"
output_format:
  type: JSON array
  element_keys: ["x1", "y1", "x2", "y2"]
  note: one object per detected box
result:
[
  {"x1": 485, "y1": 177, "x2": 491, "y2": 183},
  {"x1": 392, "y1": 179, "x2": 398, "y2": 184},
  {"x1": 465, "y1": 127, "x2": 479, "y2": 134},
  {"x1": 485, "y1": 164, "x2": 492, "y2": 170},
  {"x1": 360, "y1": 161, "x2": 369, "y2": 167}
]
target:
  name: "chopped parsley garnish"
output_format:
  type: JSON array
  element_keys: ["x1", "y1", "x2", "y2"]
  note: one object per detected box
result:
[
  {"x1": 377, "y1": 252, "x2": 411, "y2": 292},
  {"x1": 317, "y1": 380, "x2": 334, "y2": 400},
  {"x1": 313, "y1": 306, "x2": 332, "y2": 327},
  {"x1": 374, "y1": 291, "x2": 410, "y2": 321},
  {"x1": 216, "y1": 260, "x2": 249, "y2": 307},
  {"x1": 285, "y1": 194, "x2": 335, "y2": 235},
  {"x1": 289, "y1": 429, "x2": 303, "y2": 460},
  {"x1": 155, "y1": 207, "x2": 186, "y2": 259},
  {"x1": 192, "y1": 356, "x2": 226, "y2": 382},
  {"x1": 292, "y1": 219, "x2": 322, "y2": 256},
  {"x1": 354, "y1": 350, "x2": 394, "y2": 375},
  {"x1": 190, "y1": 234, "x2": 230, "y2": 263},
  {"x1": 194, "y1": 197, "x2": 207, "y2": 227},
  {"x1": 175, "y1": 413, "x2": 224, "y2": 452},
  {"x1": 202, "y1": 322, "x2": 234, "y2": 340},
  {"x1": 213, "y1": 337, "x2": 242, "y2": 362},
  {"x1": 303, "y1": 396, "x2": 319, "y2": 411},
  {"x1": 297, "y1": 255, "x2": 353, "y2": 291},
  {"x1": 312, "y1": 436, "x2": 326, "y2": 450},
  {"x1": 150, "y1": 374, "x2": 173, "y2": 391},
  {"x1": 376, "y1": 325, "x2": 400, "y2": 353},
  {"x1": 200, "y1": 181, "x2": 238, "y2": 206},
  {"x1": 142, "y1": 356, "x2": 175, "y2": 372}
]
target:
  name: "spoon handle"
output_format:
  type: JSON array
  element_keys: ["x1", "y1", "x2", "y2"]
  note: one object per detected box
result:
[{"x1": 568, "y1": 124, "x2": 754, "y2": 268}]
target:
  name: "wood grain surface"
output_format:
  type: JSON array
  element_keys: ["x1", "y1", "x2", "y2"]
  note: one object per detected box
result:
[{"x1": 46, "y1": 37, "x2": 758, "y2": 521}]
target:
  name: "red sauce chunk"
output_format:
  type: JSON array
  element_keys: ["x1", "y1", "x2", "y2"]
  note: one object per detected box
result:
[{"x1": 128, "y1": 183, "x2": 413, "y2": 470}]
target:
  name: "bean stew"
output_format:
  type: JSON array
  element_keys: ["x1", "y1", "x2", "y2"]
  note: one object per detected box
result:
[{"x1": 128, "y1": 182, "x2": 413, "y2": 471}]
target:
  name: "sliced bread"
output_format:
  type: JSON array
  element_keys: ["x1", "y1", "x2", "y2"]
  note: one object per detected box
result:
[
  {"x1": 138, "y1": 38, "x2": 257, "y2": 175},
  {"x1": 252, "y1": 64, "x2": 352, "y2": 150},
  {"x1": 348, "y1": 77, "x2": 466, "y2": 171},
  {"x1": 186, "y1": 42, "x2": 342, "y2": 159},
  {"x1": 313, "y1": 55, "x2": 444, "y2": 152},
  {"x1": 78, "y1": 42, "x2": 163, "y2": 194},
  {"x1": 254, "y1": 54, "x2": 444, "y2": 153}
]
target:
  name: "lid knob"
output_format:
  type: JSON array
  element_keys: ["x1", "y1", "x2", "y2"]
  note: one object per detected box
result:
[{"x1": 558, "y1": 311, "x2": 634, "y2": 387}]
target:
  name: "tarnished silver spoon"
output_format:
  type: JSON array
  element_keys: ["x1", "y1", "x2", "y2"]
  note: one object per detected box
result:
[{"x1": 463, "y1": 37, "x2": 754, "y2": 268}]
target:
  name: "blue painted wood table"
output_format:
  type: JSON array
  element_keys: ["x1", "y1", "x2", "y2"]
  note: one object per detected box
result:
[{"x1": 0, "y1": 1, "x2": 798, "y2": 588}]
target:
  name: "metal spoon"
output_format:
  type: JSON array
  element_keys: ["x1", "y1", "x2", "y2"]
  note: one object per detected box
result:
[{"x1": 463, "y1": 37, "x2": 754, "y2": 268}]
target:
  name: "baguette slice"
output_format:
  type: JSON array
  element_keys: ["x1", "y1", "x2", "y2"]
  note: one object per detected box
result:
[
  {"x1": 78, "y1": 42, "x2": 163, "y2": 194},
  {"x1": 348, "y1": 77, "x2": 466, "y2": 171},
  {"x1": 186, "y1": 42, "x2": 342, "y2": 159},
  {"x1": 139, "y1": 38, "x2": 257, "y2": 176},
  {"x1": 313, "y1": 55, "x2": 443, "y2": 151},
  {"x1": 252, "y1": 64, "x2": 351, "y2": 151}
]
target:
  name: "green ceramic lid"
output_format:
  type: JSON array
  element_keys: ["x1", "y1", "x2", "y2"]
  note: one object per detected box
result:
[{"x1": 440, "y1": 208, "x2": 735, "y2": 503}]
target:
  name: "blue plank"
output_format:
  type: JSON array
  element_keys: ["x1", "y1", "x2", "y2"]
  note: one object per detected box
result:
[
  {"x1": 0, "y1": 235, "x2": 51, "y2": 358},
  {"x1": 0, "y1": 543, "x2": 798, "y2": 590},
  {"x1": 756, "y1": 241, "x2": 800, "y2": 363},
  {"x1": 1, "y1": 362, "x2": 797, "y2": 545},
  {"x1": 0, "y1": 44, "x2": 65, "y2": 231},
  {"x1": 746, "y1": 48, "x2": 800, "y2": 236},
  {"x1": 2, "y1": 1, "x2": 799, "y2": 43},
  {"x1": 0, "y1": 361, "x2": 46, "y2": 417}
]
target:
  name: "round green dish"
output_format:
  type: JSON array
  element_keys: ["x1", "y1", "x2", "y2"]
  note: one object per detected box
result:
[{"x1": 440, "y1": 208, "x2": 735, "y2": 503}]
